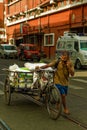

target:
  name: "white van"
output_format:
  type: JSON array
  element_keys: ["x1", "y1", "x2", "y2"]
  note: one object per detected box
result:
[
  {"x1": 56, "y1": 32, "x2": 87, "y2": 69},
  {"x1": 0, "y1": 44, "x2": 18, "y2": 59}
]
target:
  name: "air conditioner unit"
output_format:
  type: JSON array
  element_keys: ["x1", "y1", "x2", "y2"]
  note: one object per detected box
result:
[
  {"x1": 36, "y1": 6, "x2": 43, "y2": 11},
  {"x1": 12, "y1": 15, "x2": 16, "y2": 18},
  {"x1": 50, "y1": 0, "x2": 56, "y2": 4},
  {"x1": 20, "y1": 12, "x2": 25, "y2": 16},
  {"x1": 7, "y1": 17, "x2": 11, "y2": 20}
]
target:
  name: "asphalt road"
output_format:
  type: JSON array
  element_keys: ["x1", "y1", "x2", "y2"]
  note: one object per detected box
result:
[{"x1": 0, "y1": 58, "x2": 87, "y2": 130}]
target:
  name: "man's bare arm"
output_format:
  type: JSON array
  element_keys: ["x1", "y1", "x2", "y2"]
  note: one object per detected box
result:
[{"x1": 67, "y1": 61, "x2": 75, "y2": 76}]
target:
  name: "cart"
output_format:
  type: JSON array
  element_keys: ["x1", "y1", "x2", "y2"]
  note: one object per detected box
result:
[{"x1": 3, "y1": 67, "x2": 62, "y2": 120}]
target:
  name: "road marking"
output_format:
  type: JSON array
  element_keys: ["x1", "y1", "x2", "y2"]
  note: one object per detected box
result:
[
  {"x1": 69, "y1": 85, "x2": 84, "y2": 89},
  {"x1": 72, "y1": 78, "x2": 87, "y2": 83}
]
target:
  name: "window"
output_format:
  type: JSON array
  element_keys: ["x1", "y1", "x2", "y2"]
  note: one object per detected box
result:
[
  {"x1": 65, "y1": 41, "x2": 73, "y2": 50},
  {"x1": 0, "y1": 45, "x2": 3, "y2": 50},
  {"x1": 71, "y1": 0, "x2": 76, "y2": 4},
  {"x1": 57, "y1": 41, "x2": 65, "y2": 49},
  {"x1": 61, "y1": 1, "x2": 64, "y2": 7},
  {"x1": 44, "y1": 33, "x2": 54, "y2": 46},
  {"x1": 4, "y1": 45, "x2": 16, "y2": 50},
  {"x1": 80, "y1": 40, "x2": 87, "y2": 50},
  {"x1": 9, "y1": 38, "x2": 15, "y2": 45},
  {"x1": 24, "y1": 46, "x2": 36, "y2": 51},
  {"x1": 66, "y1": 0, "x2": 70, "y2": 5}
]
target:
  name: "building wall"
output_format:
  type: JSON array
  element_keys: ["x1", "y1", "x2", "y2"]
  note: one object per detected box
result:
[
  {"x1": 0, "y1": 2, "x2": 4, "y2": 27},
  {"x1": 5, "y1": 0, "x2": 87, "y2": 58},
  {"x1": 0, "y1": 1, "x2": 4, "y2": 43}
]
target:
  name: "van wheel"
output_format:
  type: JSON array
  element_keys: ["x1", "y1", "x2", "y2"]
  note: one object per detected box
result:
[{"x1": 75, "y1": 60, "x2": 82, "y2": 70}]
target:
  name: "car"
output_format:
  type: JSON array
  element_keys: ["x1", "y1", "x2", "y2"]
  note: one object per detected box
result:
[
  {"x1": 0, "y1": 44, "x2": 18, "y2": 59},
  {"x1": 18, "y1": 44, "x2": 41, "y2": 61}
]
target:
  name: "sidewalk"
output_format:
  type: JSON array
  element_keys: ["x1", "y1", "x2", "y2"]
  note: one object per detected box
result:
[{"x1": 74, "y1": 71, "x2": 87, "y2": 77}]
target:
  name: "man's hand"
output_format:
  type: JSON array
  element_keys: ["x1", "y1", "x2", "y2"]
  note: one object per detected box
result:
[
  {"x1": 66, "y1": 61, "x2": 72, "y2": 69},
  {"x1": 66, "y1": 61, "x2": 74, "y2": 76},
  {"x1": 35, "y1": 66, "x2": 40, "y2": 71}
]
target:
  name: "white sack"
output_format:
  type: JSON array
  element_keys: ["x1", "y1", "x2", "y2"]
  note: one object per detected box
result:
[{"x1": 9, "y1": 64, "x2": 19, "y2": 71}]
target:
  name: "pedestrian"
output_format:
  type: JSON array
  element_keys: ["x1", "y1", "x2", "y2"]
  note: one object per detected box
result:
[
  {"x1": 36, "y1": 51, "x2": 75, "y2": 114},
  {"x1": 19, "y1": 45, "x2": 24, "y2": 59}
]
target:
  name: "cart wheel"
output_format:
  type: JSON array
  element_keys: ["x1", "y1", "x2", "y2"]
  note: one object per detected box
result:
[
  {"x1": 47, "y1": 85, "x2": 62, "y2": 120},
  {"x1": 4, "y1": 77, "x2": 11, "y2": 105}
]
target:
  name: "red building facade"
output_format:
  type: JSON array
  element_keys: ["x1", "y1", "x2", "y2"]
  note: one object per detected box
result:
[
  {"x1": 0, "y1": 1, "x2": 5, "y2": 43},
  {"x1": 4, "y1": 0, "x2": 87, "y2": 58}
]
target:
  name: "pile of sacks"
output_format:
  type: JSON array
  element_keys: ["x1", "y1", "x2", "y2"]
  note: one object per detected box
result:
[{"x1": 9, "y1": 62, "x2": 53, "y2": 89}]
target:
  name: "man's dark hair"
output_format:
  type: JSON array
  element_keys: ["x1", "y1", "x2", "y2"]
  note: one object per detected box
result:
[{"x1": 62, "y1": 51, "x2": 70, "y2": 57}]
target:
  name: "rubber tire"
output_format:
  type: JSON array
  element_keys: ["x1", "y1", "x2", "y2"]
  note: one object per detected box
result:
[
  {"x1": 75, "y1": 60, "x2": 82, "y2": 69},
  {"x1": 46, "y1": 85, "x2": 62, "y2": 120}
]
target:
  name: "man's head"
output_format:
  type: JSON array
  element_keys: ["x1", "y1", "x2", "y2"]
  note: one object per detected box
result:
[{"x1": 61, "y1": 51, "x2": 69, "y2": 62}]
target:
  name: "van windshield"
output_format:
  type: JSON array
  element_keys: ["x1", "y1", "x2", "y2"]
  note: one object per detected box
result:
[
  {"x1": 80, "y1": 41, "x2": 87, "y2": 50},
  {"x1": 24, "y1": 46, "x2": 36, "y2": 51},
  {"x1": 4, "y1": 45, "x2": 16, "y2": 50}
]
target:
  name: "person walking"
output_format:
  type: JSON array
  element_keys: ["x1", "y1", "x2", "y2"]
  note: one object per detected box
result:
[
  {"x1": 19, "y1": 45, "x2": 24, "y2": 60},
  {"x1": 36, "y1": 51, "x2": 75, "y2": 114}
]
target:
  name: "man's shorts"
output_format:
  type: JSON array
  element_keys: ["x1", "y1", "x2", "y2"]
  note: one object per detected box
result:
[{"x1": 55, "y1": 84, "x2": 68, "y2": 95}]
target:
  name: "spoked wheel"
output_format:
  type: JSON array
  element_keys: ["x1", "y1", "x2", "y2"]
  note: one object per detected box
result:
[
  {"x1": 4, "y1": 77, "x2": 11, "y2": 105},
  {"x1": 47, "y1": 85, "x2": 62, "y2": 120}
]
